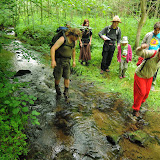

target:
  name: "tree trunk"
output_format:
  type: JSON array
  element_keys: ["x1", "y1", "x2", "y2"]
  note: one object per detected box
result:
[
  {"x1": 48, "y1": 0, "x2": 50, "y2": 23},
  {"x1": 135, "y1": 0, "x2": 147, "y2": 48},
  {"x1": 154, "y1": 0, "x2": 160, "y2": 18},
  {"x1": 41, "y1": 0, "x2": 43, "y2": 25},
  {"x1": 27, "y1": 0, "x2": 30, "y2": 25},
  {"x1": 30, "y1": 1, "x2": 35, "y2": 30}
]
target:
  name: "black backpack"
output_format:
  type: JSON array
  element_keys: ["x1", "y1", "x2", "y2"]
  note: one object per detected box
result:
[{"x1": 50, "y1": 27, "x2": 68, "y2": 49}]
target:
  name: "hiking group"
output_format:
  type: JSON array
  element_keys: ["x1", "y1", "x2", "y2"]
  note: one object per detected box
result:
[{"x1": 50, "y1": 16, "x2": 160, "y2": 118}]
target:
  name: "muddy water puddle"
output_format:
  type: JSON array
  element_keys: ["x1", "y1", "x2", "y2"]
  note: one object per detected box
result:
[{"x1": 1, "y1": 38, "x2": 160, "y2": 160}]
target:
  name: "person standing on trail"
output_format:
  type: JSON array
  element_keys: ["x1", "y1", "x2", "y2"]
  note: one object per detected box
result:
[
  {"x1": 50, "y1": 28, "x2": 81, "y2": 99},
  {"x1": 117, "y1": 36, "x2": 132, "y2": 79},
  {"x1": 79, "y1": 19, "x2": 92, "y2": 66},
  {"x1": 132, "y1": 45, "x2": 160, "y2": 118},
  {"x1": 138, "y1": 22, "x2": 160, "y2": 91},
  {"x1": 98, "y1": 15, "x2": 121, "y2": 74}
]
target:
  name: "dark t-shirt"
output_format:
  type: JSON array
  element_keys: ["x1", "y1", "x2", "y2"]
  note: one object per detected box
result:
[
  {"x1": 81, "y1": 29, "x2": 92, "y2": 43},
  {"x1": 107, "y1": 29, "x2": 117, "y2": 41},
  {"x1": 98, "y1": 25, "x2": 121, "y2": 44}
]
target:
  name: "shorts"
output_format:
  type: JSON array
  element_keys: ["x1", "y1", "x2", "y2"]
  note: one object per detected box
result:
[{"x1": 53, "y1": 58, "x2": 71, "y2": 80}]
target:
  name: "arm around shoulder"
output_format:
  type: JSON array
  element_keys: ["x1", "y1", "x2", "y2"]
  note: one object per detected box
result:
[{"x1": 136, "y1": 46, "x2": 155, "y2": 58}]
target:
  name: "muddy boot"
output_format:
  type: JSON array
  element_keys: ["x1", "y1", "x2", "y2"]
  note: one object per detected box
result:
[
  {"x1": 55, "y1": 85, "x2": 61, "y2": 95},
  {"x1": 85, "y1": 61, "x2": 89, "y2": 66},
  {"x1": 63, "y1": 87, "x2": 69, "y2": 99}
]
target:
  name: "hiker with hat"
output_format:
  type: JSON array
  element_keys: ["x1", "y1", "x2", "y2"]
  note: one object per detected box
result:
[
  {"x1": 117, "y1": 36, "x2": 132, "y2": 79},
  {"x1": 98, "y1": 15, "x2": 121, "y2": 74}
]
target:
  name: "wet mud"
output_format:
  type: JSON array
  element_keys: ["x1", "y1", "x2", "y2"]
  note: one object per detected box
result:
[{"x1": 1, "y1": 37, "x2": 160, "y2": 160}]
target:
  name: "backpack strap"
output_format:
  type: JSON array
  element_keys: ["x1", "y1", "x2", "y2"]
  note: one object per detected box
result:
[
  {"x1": 140, "y1": 50, "x2": 157, "y2": 72},
  {"x1": 107, "y1": 26, "x2": 111, "y2": 35},
  {"x1": 107, "y1": 25, "x2": 119, "y2": 36},
  {"x1": 116, "y1": 27, "x2": 120, "y2": 36},
  {"x1": 61, "y1": 34, "x2": 75, "y2": 49},
  {"x1": 155, "y1": 35, "x2": 160, "y2": 41},
  {"x1": 61, "y1": 32, "x2": 67, "y2": 46}
]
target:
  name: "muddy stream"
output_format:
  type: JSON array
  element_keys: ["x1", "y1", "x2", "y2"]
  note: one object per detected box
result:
[{"x1": 1, "y1": 33, "x2": 160, "y2": 160}]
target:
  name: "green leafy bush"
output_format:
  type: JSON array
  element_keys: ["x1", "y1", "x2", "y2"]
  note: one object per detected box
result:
[{"x1": 0, "y1": 71, "x2": 40, "y2": 160}]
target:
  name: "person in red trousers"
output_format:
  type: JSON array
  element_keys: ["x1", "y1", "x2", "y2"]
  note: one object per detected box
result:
[{"x1": 132, "y1": 44, "x2": 160, "y2": 117}]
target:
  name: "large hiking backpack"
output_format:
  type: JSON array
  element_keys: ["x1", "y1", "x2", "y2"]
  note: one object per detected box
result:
[{"x1": 50, "y1": 27, "x2": 68, "y2": 49}]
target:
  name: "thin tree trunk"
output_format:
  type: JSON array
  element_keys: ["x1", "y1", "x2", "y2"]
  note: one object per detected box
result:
[
  {"x1": 30, "y1": 1, "x2": 34, "y2": 30},
  {"x1": 27, "y1": 0, "x2": 30, "y2": 25},
  {"x1": 48, "y1": 0, "x2": 50, "y2": 23},
  {"x1": 41, "y1": 0, "x2": 43, "y2": 25},
  {"x1": 23, "y1": 0, "x2": 26, "y2": 25},
  {"x1": 56, "y1": 3, "x2": 60, "y2": 26},
  {"x1": 154, "y1": 0, "x2": 160, "y2": 18},
  {"x1": 135, "y1": 0, "x2": 147, "y2": 48}
]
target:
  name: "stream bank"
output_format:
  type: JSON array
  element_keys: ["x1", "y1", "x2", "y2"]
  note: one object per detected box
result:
[{"x1": 1, "y1": 33, "x2": 160, "y2": 160}]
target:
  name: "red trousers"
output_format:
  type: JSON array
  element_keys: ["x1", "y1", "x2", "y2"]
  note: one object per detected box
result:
[{"x1": 132, "y1": 73, "x2": 153, "y2": 111}]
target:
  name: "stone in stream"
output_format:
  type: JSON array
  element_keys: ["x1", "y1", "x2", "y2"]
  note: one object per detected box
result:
[{"x1": 14, "y1": 70, "x2": 31, "y2": 77}]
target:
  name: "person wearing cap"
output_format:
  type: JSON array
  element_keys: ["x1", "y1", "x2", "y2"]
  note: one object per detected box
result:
[
  {"x1": 138, "y1": 22, "x2": 160, "y2": 91},
  {"x1": 117, "y1": 36, "x2": 132, "y2": 79},
  {"x1": 132, "y1": 45, "x2": 160, "y2": 118},
  {"x1": 98, "y1": 15, "x2": 121, "y2": 74},
  {"x1": 50, "y1": 28, "x2": 81, "y2": 100}
]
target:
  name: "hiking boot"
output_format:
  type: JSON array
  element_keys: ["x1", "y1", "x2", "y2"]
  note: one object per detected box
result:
[
  {"x1": 81, "y1": 61, "x2": 83, "y2": 65},
  {"x1": 119, "y1": 76, "x2": 122, "y2": 79},
  {"x1": 132, "y1": 109, "x2": 141, "y2": 118},
  {"x1": 55, "y1": 85, "x2": 61, "y2": 95},
  {"x1": 63, "y1": 87, "x2": 69, "y2": 99},
  {"x1": 85, "y1": 62, "x2": 89, "y2": 66},
  {"x1": 100, "y1": 70, "x2": 104, "y2": 74},
  {"x1": 106, "y1": 69, "x2": 110, "y2": 72}
]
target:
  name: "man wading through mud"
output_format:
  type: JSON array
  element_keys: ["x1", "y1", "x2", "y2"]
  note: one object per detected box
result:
[{"x1": 50, "y1": 28, "x2": 81, "y2": 100}]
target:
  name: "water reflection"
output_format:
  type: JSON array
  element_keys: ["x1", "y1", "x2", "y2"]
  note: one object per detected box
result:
[{"x1": 2, "y1": 36, "x2": 160, "y2": 160}]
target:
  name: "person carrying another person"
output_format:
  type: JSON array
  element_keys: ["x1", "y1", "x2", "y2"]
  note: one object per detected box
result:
[
  {"x1": 50, "y1": 28, "x2": 81, "y2": 99},
  {"x1": 137, "y1": 22, "x2": 160, "y2": 91},
  {"x1": 79, "y1": 19, "x2": 92, "y2": 66},
  {"x1": 117, "y1": 36, "x2": 132, "y2": 79},
  {"x1": 98, "y1": 15, "x2": 121, "y2": 74},
  {"x1": 132, "y1": 45, "x2": 160, "y2": 118}
]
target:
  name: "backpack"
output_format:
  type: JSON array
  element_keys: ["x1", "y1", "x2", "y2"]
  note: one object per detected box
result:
[
  {"x1": 50, "y1": 27, "x2": 68, "y2": 49},
  {"x1": 50, "y1": 27, "x2": 75, "y2": 49},
  {"x1": 136, "y1": 57, "x2": 144, "y2": 66},
  {"x1": 137, "y1": 50, "x2": 157, "y2": 72}
]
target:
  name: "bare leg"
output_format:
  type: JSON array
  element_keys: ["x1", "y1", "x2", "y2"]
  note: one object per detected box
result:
[
  {"x1": 55, "y1": 79, "x2": 60, "y2": 85},
  {"x1": 64, "y1": 79, "x2": 69, "y2": 88}
]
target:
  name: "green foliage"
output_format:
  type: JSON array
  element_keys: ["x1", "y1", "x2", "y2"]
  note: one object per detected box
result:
[
  {"x1": 0, "y1": 70, "x2": 40, "y2": 159},
  {"x1": 0, "y1": 0, "x2": 159, "y2": 158},
  {"x1": 0, "y1": 0, "x2": 15, "y2": 27},
  {"x1": 15, "y1": 23, "x2": 55, "y2": 46}
]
